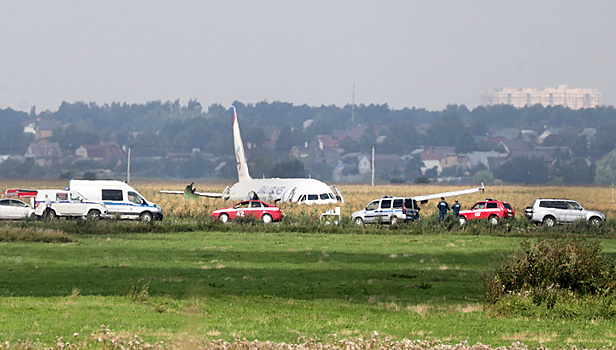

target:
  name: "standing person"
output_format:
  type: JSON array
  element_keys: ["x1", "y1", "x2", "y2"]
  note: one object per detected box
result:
[
  {"x1": 44, "y1": 194, "x2": 52, "y2": 219},
  {"x1": 452, "y1": 200, "x2": 461, "y2": 217},
  {"x1": 437, "y1": 197, "x2": 449, "y2": 222}
]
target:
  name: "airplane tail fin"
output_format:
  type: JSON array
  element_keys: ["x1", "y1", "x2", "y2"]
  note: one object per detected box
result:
[{"x1": 232, "y1": 106, "x2": 252, "y2": 182}]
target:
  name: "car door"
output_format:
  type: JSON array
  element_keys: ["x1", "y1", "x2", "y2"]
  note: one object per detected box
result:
[
  {"x1": 248, "y1": 200, "x2": 264, "y2": 219},
  {"x1": 564, "y1": 201, "x2": 585, "y2": 222},
  {"x1": 552, "y1": 201, "x2": 569, "y2": 222},
  {"x1": 363, "y1": 200, "x2": 380, "y2": 223},
  {"x1": 470, "y1": 202, "x2": 486, "y2": 219},
  {"x1": 0, "y1": 199, "x2": 14, "y2": 219},
  {"x1": 232, "y1": 201, "x2": 250, "y2": 220},
  {"x1": 9, "y1": 199, "x2": 31, "y2": 219},
  {"x1": 53, "y1": 192, "x2": 72, "y2": 215},
  {"x1": 379, "y1": 199, "x2": 393, "y2": 223},
  {"x1": 485, "y1": 202, "x2": 499, "y2": 219}
]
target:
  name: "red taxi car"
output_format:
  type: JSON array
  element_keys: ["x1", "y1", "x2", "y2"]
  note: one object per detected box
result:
[
  {"x1": 211, "y1": 200, "x2": 282, "y2": 223},
  {"x1": 458, "y1": 198, "x2": 515, "y2": 225}
]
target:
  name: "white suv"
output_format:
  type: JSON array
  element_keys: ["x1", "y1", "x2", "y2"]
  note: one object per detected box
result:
[
  {"x1": 524, "y1": 199, "x2": 605, "y2": 227},
  {"x1": 352, "y1": 196, "x2": 420, "y2": 225},
  {"x1": 35, "y1": 189, "x2": 108, "y2": 220}
]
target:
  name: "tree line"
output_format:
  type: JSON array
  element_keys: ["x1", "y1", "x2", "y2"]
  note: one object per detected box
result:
[{"x1": 1, "y1": 100, "x2": 616, "y2": 183}]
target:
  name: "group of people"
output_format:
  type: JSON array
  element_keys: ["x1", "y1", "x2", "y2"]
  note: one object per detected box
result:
[{"x1": 436, "y1": 197, "x2": 461, "y2": 222}]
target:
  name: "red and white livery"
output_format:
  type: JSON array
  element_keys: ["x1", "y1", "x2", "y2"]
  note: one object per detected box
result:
[{"x1": 211, "y1": 200, "x2": 283, "y2": 223}]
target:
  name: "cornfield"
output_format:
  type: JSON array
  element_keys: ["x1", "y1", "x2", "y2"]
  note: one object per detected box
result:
[{"x1": 3, "y1": 180, "x2": 615, "y2": 221}]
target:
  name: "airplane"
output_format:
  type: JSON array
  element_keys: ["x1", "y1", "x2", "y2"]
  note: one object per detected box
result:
[{"x1": 161, "y1": 106, "x2": 344, "y2": 205}]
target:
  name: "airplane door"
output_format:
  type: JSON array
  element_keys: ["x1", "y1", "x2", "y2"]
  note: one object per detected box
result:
[{"x1": 364, "y1": 200, "x2": 380, "y2": 223}]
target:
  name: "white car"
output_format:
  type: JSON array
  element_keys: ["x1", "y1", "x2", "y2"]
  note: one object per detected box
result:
[
  {"x1": 351, "y1": 196, "x2": 420, "y2": 225},
  {"x1": 0, "y1": 198, "x2": 35, "y2": 219},
  {"x1": 34, "y1": 189, "x2": 108, "y2": 220},
  {"x1": 524, "y1": 198, "x2": 605, "y2": 226}
]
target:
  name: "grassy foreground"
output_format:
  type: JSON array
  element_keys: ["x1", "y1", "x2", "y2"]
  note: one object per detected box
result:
[{"x1": 2, "y1": 229, "x2": 616, "y2": 348}]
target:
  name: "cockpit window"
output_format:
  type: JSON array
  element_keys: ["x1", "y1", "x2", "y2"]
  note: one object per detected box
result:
[
  {"x1": 320, "y1": 193, "x2": 329, "y2": 200},
  {"x1": 308, "y1": 194, "x2": 318, "y2": 200}
]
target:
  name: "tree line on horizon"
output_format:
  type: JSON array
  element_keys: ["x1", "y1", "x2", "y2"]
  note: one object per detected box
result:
[{"x1": 1, "y1": 100, "x2": 616, "y2": 184}]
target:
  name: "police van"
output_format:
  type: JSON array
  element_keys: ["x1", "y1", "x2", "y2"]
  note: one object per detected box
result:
[
  {"x1": 351, "y1": 196, "x2": 420, "y2": 225},
  {"x1": 69, "y1": 180, "x2": 163, "y2": 221}
]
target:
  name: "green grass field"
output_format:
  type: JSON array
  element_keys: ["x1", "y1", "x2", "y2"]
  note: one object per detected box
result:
[{"x1": 2, "y1": 226, "x2": 616, "y2": 348}]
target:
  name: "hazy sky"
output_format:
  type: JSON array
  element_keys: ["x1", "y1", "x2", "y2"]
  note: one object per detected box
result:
[{"x1": 2, "y1": 1, "x2": 615, "y2": 113}]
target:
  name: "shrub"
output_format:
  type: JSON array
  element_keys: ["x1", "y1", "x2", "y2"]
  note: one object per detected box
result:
[{"x1": 484, "y1": 238, "x2": 616, "y2": 317}]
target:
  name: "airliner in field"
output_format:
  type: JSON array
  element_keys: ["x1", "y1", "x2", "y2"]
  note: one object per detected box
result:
[{"x1": 161, "y1": 106, "x2": 344, "y2": 205}]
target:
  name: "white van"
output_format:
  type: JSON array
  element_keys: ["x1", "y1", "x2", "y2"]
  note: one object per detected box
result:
[
  {"x1": 35, "y1": 189, "x2": 108, "y2": 219},
  {"x1": 69, "y1": 180, "x2": 163, "y2": 221}
]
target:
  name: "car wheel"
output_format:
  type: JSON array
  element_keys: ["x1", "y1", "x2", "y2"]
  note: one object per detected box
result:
[
  {"x1": 262, "y1": 214, "x2": 273, "y2": 224},
  {"x1": 140, "y1": 212, "x2": 153, "y2": 222},
  {"x1": 44, "y1": 210, "x2": 56, "y2": 220},
  {"x1": 589, "y1": 216, "x2": 602, "y2": 226},
  {"x1": 390, "y1": 216, "x2": 398, "y2": 225},
  {"x1": 87, "y1": 209, "x2": 101, "y2": 220},
  {"x1": 219, "y1": 213, "x2": 230, "y2": 223},
  {"x1": 542, "y1": 216, "x2": 556, "y2": 227},
  {"x1": 489, "y1": 215, "x2": 499, "y2": 225},
  {"x1": 354, "y1": 217, "x2": 364, "y2": 225},
  {"x1": 459, "y1": 216, "x2": 467, "y2": 226}
]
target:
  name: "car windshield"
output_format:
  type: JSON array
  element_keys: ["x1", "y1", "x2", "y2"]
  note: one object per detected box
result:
[{"x1": 503, "y1": 202, "x2": 512, "y2": 210}]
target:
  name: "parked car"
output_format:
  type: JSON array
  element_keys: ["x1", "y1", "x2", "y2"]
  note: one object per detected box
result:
[
  {"x1": 0, "y1": 198, "x2": 35, "y2": 219},
  {"x1": 458, "y1": 198, "x2": 515, "y2": 225},
  {"x1": 524, "y1": 199, "x2": 605, "y2": 227},
  {"x1": 34, "y1": 189, "x2": 108, "y2": 220},
  {"x1": 351, "y1": 196, "x2": 420, "y2": 225},
  {"x1": 211, "y1": 200, "x2": 282, "y2": 223}
]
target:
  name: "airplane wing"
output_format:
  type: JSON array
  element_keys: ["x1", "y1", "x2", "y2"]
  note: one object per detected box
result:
[
  {"x1": 411, "y1": 184, "x2": 485, "y2": 204},
  {"x1": 159, "y1": 183, "x2": 229, "y2": 199}
]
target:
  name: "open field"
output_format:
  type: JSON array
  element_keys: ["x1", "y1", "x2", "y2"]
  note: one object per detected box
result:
[
  {"x1": 2, "y1": 230, "x2": 616, "y2": 348},
  {"x1": 2, "y1": 182, "x2": 616, "y2": 348}
]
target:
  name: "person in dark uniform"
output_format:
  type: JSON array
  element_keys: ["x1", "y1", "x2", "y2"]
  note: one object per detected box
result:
[
  {"x1": 437, "y1": 197, "x2": 449, "y2": 222},
  {"x1": 452, "y1": 199, "x2": 461, "y2": 217}
]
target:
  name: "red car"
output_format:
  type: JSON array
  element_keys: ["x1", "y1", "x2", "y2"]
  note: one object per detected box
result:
[
  {"x1": 211, "y1": 200, "x2": 282, "y2": 223},
  {"x1": 458, "y1": 198, "x2": 515, "y2": 225}
]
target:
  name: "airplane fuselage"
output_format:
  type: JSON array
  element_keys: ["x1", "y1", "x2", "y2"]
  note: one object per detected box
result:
[{"x1": 228, "y1": 178, "x2": 338, "y2": 205}]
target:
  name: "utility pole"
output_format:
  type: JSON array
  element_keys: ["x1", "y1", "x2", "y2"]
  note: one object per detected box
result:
[
  {"x1": 126, "y1": 144, "x2": 131, "y2": 183},
  {"x1": 371, "y1": 144, "x2": 375, "y2": 187},
  {"x1": 351, "y1": 83, "x2": 355, "y2": 127}
]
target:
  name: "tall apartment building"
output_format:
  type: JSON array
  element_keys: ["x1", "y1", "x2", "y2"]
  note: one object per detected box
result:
[{"x1": 481, "y1": 85, "x2": 600, "y2": 110}]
